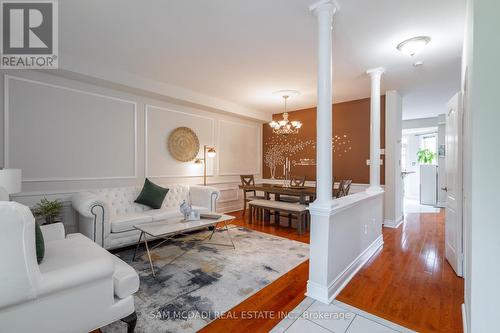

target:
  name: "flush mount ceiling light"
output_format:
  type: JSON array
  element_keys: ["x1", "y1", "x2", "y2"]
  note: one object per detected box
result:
[
  {"x1": 269, "y1": 90, "x2": 302, "y2": 135},
  {"x1": 397, "y1": 36, "x2": 431, "y2": 56}
]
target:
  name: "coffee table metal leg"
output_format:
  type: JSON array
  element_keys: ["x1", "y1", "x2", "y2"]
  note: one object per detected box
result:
[
  {"x1": 203, "y1": 220, "x2": 235, "y2": 249},
  {"x1": 224, "y1": 220, "x2": 235, "y2": 249},
  {"x1": 132, "y1": 231, "x2": 144, "y2": 261},
  {"x1": 143, "y1": 234, "x2": 156, "y2": 277},
  {"x1": 208, "y1": 223, "x2": 217, "y2": 241}
]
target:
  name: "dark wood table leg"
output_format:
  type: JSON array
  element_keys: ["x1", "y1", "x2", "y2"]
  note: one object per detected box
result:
[
  {"x1": 299, "y1": 194, "x2": 306, "y2": 205},
  {"x1": 264, "y1": 208, "x2": 270, "y2": 223}
]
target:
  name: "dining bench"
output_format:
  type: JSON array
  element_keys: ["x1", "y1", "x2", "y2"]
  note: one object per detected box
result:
[{"x1": 248, "y1": 199, "x2": 309, "y2": 234}]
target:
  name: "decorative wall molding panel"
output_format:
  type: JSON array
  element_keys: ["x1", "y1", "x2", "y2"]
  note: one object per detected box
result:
[
  {"x1": 2, "y1": 71, "x2": 261, "y2": 225},
  {"x1": 218, "y1": 119, "x2": 261, "y2": 176},
  {"x1": 145, "y1": 104, "x2": 215, "y2": 178},
  {"x1": 4, "y1": 75, "x2": 137, "y2": 181}
]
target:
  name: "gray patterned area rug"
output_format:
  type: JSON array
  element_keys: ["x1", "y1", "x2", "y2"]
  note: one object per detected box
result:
[{"x1": 102, "y1": 225, "x2": 309, "y2": 333}]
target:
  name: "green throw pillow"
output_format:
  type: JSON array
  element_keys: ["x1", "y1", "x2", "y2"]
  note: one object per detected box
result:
[
  {"x1": 35, "y1": 223, "x2": 45, "y2": 264},
  {"x1": 135, "y1": 178, "x2": 169, "y2": 209}
]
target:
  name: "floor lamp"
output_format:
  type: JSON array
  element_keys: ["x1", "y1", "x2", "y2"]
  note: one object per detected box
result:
[{"x1": 195, "y1": 145, "x2": 216, "y2": 186}]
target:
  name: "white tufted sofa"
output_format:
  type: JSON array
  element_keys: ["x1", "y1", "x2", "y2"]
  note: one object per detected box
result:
[{"x1": 72, "y1": 184, "x2": 219, "y2": 249}]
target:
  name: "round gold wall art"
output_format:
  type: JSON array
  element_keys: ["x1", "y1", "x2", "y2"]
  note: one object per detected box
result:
[{"x1": 167, "y1": 127, "x2": 200, "y2": 162}]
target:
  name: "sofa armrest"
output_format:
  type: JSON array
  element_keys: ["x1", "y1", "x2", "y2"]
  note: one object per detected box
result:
[
  {"x1": 72, "y1": 192, "x2": 106, "y2": 218},
  {"x1": 40, "y1": 223, "x2": 65, "y2": 242},
  {"x1": 71, "y1": 192, "x2": 110, "y2": 247},
  {"x1": 38, "y1": 254, "x2": 115, "y2": 297},
  {"x1": 189, "y1": 185, "x2": 220, "y2": 212}
]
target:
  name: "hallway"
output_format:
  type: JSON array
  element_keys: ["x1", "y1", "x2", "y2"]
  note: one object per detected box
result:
[{"x1": 337, "y1": 210, "x2": 464, "y2": 332}]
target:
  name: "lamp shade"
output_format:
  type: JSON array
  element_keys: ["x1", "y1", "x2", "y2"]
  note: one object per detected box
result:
[
  {"x1": 0, "y1": 169, "x2": 22, "y2": 194},
  {"x1": 206, "y1": 147, "x2": 216, "y2": 158}
]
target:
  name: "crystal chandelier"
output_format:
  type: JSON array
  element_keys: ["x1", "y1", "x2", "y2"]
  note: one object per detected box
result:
[{"x1": 269, "y1": 90, "x2": 302, "y2": 135}]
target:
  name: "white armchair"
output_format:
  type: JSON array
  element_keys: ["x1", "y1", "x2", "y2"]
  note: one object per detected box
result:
[{"x1": 0, "y1": 202, "x2": 140, "y2": 333}]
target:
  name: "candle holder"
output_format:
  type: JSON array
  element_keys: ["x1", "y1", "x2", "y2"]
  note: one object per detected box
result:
[{"x1": 282, "y1": 157, "x2": 292, "y2": 187}]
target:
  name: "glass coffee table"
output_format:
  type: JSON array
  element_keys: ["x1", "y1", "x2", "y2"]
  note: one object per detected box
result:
[{"x1": 132, "y1": 214, "x2": 236, "y2": 276}]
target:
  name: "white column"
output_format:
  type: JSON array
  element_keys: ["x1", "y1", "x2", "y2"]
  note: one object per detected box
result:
[
  {"x1": 366, "y1": 67, "x2": 385, "y2": 192},
  {"x1": 307, "y1": 0, "x2": 338, "y2": 304},
  {"x1": 311, "y1": 0, "x2": 337, "y2": 205},
  {"x1": 384, "y1": 91, "x2": 404, "y2": 227}
]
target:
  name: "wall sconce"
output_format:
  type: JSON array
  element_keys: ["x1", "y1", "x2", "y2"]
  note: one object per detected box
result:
[{"x1": 195, "y1": 145, "x2": 216, "y2": 186}]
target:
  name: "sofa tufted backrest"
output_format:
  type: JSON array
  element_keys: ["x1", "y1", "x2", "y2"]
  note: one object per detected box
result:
[
  {"x1": 162, "y1": 184, "x2": 190, "y2": 208},
  {"x1": 91, "y1": 184, "x2": 190, "y2": 217}
]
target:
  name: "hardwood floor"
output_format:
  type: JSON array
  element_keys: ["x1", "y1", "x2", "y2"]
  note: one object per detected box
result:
[
  {"x1": 337, "y1": 210, "x2": 464, "y2": 333},
  {"x1": 205, "y1": 209, "x2": 464, "y2": 333},
  {"x1": 200, "y1": 211, "x2": 310, "y2": 333},
  {"x1": 95, "y1": 209, "x2": 464, "y2": 333}
]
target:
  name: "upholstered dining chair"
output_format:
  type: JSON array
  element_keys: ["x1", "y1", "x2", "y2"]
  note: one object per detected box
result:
[
  {"x1": 240, "y1": 175, "x2": 265, "y2": 216},
  {"x1": 336, "y1": 179, "x2": 353, "y2": 198}
]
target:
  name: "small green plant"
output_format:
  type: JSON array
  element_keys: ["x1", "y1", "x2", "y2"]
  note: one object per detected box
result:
[
  {"x1": 417, "y1": 148, "x2": 436, "y2": 164},
  {"x1": 33, "y1": 197, "x2": 63, "y2": 225}
]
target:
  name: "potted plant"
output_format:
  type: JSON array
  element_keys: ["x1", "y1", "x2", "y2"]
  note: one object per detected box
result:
[
  {"x1": 417, "y1": 148, "x2": 436, "y2": 164},
  {"x1": 33, "y1": 197, "x2": 63, "y2": 225}
]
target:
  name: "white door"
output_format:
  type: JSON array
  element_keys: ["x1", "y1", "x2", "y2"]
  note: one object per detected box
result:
[{"x1": 445, "y1": 93, "x2": 463, "y2": 276}]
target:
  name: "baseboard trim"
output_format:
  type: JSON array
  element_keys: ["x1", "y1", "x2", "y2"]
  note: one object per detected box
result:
[
  {"x1": 306, "y1": 235, "x2": 384, "y2": 304},
  {"x1": 462, "y1": 303, "x2": 468, "y2": 333},
  {"x1": 383, "y1": 215, "x2": 404, "y2": 229},
  {"x1": 219, "y1": 203, "x2": 244, "y2": 214}
]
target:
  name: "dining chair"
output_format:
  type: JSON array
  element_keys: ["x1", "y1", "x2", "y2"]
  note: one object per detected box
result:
[
  {"x1": 280, "y1": 176, "x2": 307, "y2": 204},
  {"x1": 336, "y1": 179, "x2": 353, "y2": 198},
  {"x1": 290, "y1": 176, "x2": 306, "y2": 187},
  {"x1": 279, "y1": 175, "x2": 307, "y2": 226},
  {"x1": 240, "y1": 175, "x2": 265, "y2": 216}
]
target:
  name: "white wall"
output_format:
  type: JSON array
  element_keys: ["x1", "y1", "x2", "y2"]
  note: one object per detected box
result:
[
  {"x1": 384, "y1": 91, "x2": 403, "y2": 227},
  {"x1": 0, "y1": 70, "x2": 262, "y2": 231},
  {"x1": 462, "y1": 0, "x2": 500, "y2": 331},
  {"x1": 402, "y1": 116, "x2": 438, "y2": 130},
  {"x1": 306, "y1": 191, "x2": 384, "y2": 303},
  {"x1": 462, "y1": 0, "x2": 473, "y2": 330}
]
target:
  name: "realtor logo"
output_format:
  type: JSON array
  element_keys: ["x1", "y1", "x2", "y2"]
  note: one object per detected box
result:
[{"x1": 1, "y1": 0, "x2": 58, "y2": 68}]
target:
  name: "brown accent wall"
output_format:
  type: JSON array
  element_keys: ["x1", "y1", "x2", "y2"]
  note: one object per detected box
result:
[{"x1": 262, "y1": 96, "x2": 385, "y2": 184}]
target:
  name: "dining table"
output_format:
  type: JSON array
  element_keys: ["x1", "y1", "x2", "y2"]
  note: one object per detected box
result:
[{"x1": 238, "y1": 183, "x2": 317, "y2": 205}]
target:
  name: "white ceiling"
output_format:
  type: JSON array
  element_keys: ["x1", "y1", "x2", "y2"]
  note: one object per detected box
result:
[{"x1": 59, "y1": 0, "x2": 465, "y2": 120}]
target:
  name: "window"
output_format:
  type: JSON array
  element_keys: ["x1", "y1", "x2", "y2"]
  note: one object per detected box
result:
[
  {"x1": 421, "y1": 135, "x2": 437, "y2": 152},
  {"x1": 420, "y1": 134, "x2": 437, "y2": 165}
]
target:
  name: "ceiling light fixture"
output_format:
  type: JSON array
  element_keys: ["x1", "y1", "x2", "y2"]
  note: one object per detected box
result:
[
  {"x1": 269, "y1": 90, "x2": 301, "y2": 135},
  {"x1": 397, "y1": 36, "x2": 431, "y2": 56}
]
